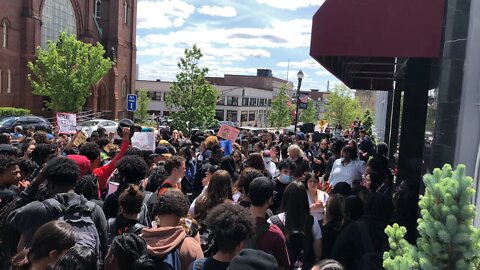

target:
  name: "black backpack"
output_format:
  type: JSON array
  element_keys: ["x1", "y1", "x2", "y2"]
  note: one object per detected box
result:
[
  {"x1": 0, "y1": 198, "x2": 21, "y2": 263},
  {"x1": 107, "y1": 217, "x2": 146, "y2": 244},
  {"x1": 271, "y1": 215, "x2": 315, "y2": 270},
  {"x1": 356, "y1": 221, "x2": 383, "y2": 270}
]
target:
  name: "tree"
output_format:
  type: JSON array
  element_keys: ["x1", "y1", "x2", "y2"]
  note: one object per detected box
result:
[
  {"x1": 135, "y1": 89, "x2": 150, "y2": 123},
  {"x1": 299, "y1": 98, "x2": 318, "y2": 124},
  {"x1": 362, "y1": 109, "x2": 374, "y2": 134},
  {"x1": 28, "y1": 32, "x2": 113, "y2": 112},
  {"x1": 324, "y1": 84, "x2": 361, "y2": 128},
  {"x1": 268, "y1": 86, "x2": 293, "y2": 129},
  {"x1": 165, "y1": 45, "x2": 218, "y2": 135},
  {"x1": 383, "y1": 164, "x2": 480, "y2": 270}
]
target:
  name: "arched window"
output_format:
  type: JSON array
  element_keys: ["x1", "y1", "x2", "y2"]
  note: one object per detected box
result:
[
  {"x1": 1, "y1": 19, "x2": 9, "y2": 48},
  {"x1": 95, "y1": 0, "x2": 101, "y2": 18},
  {"x1": 124, "y1": 0, "x2": 128, "y2": 24},
  {"x1": 121, "y1": 77, "x2": 127, "y2": 97},
  {"x1": 7, "y1": 69, "x2": 11, "y2": 94},
  {"x1": 41, "y1": 0, "x2": 77, "y2": 49}
]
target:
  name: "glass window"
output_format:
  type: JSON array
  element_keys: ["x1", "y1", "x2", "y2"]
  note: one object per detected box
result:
[
  {"x1": 249, "y1": 98, "x2": 257, "y2": 106},
  {"x1": 151, "y1": 92, "x2": 161, "y2": 101},
  {"x1": 241, "y1": 111, "x2": 247, "y2": 122},
  {"x1": 226, "y1": 110, "x2": 238, "y2": 122},
  {"x1": 242, "y1": 97, "x2": 249, "y2": 106},
  {"x1": 95, "y1": 0, "x2": 101, "y2": 18},
  {"x1": 259, "y1": 99, "x2": 265, "y2": 106},
  {"x1": 215, "y1": 110, "x2": 224, "y2": 121},
  {"x1": 121, "y1": 78, "x2": 127, "y2": 97},
  {"x1": 6, "y1": 69, "x2": 10, "y2": 93},
  {"x1": 249, "y1": 111, "x2": 255, "y2": 121},
  {"x1": 2, "y1": 20, "x2": 8, "y2": 48},
  {"x1": 268, "y1": 99, "x2": 272, "y2": 106},
  {"x1": 163, "y1": 111, "x2": 170, "y2": 116},
  {"x1": 124, "y1": 0, "x2": 128, "y2": 24},
  {"x1": 217, "y1": 97, "x2": 225, "y2": 105},
  {"x1": 227, "y1": 97, "x2": 238, "y2": 106},
  {"x1": 41, "y1": 0, "x2": 77, "y2": 49}
]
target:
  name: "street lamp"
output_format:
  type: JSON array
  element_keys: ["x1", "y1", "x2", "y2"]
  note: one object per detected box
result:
[{"x1": 294, "y1": 70, "x2": 304, "y2": 133}]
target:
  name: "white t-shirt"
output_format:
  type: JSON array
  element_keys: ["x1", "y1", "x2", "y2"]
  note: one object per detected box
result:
[
  {"x1": 329, "y1": 158, "x2": 365, "y2": 187},
  {"x1": 189, "y1": 186, "x2": 208, "y2": 216},
  {"x1": 267, "y1": 212, "x2": 322, "y2": 240},
  {"x1": 308, "y1": 190, "x2": 329, "y2": 221}
]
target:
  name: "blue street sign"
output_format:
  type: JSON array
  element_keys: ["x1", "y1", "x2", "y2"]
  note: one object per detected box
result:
[{"x1": 127, "y1": 94, "x2": 137, "y2": 112}]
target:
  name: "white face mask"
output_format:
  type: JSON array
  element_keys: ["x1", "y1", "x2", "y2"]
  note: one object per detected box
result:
[{"x1": 264, "y1": 157, "x2": 272, "y2": 163}]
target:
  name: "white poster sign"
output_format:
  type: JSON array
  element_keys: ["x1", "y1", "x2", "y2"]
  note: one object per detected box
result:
[
  {"x1": 131, "y1": 132, "x2": 155, "y2": 152},
  {"x1": 56, "y1": 113, "x2": 77, "y2": 134}
]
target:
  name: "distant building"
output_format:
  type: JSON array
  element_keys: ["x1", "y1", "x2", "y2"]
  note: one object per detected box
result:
[
  {"x1": 136, "y1": 69, "x2": 293, "y2": 128},
  {"x1": 300, "y1": 89, "x2": 330, "y2": 119},
  {"x1": 0, "y1": 0, "x2": 137, "y2": 119},
  {"x1": 355, "y1": 90, "x2": 376, "y2": 113}
]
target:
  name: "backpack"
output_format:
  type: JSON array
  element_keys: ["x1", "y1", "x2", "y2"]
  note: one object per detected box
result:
[
  {"x1": 137, "y1": 190, "x2": 156, "y2": 227},
  {"x1": 243, "y1": 221, "x2": 270, "y2": 249},
  {"x1": 198, "y1": 221, "x2": 217, "y2": 257},
  {"x1": 356, "y1": 221, "x2": 383, "y2": 270},
  {"x1": 150, "y1": 244, "x2": 182, "y2": 270},
  {"x1": 43, "y1": 198, "x2": 101, "y2": 263},
  {"x1": 271, "y1": 215, "x2": 315, "y2": 270},
  {"x1": 107, "y1": 217, "x2": 146, "y2": 244},
  {"x1": 157, "y1": 182, "x2": 174, "y2": 198}
]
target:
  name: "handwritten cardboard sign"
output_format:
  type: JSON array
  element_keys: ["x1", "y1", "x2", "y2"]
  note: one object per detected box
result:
[
  {"x1": 217, "y1": 124, "x2": 240, "y2": 142},
  {"x1": 73, "y1": 129, "x2": 88, "y2": 147},
  {"x1": 131, "y1": 132, "x2": 156, "y2": 152},
  {"x1": 56, "y1": 113, "x2": 77, "y2": 134}
]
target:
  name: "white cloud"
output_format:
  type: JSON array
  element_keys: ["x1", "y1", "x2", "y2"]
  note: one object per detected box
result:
[
  {"x1": 138, "y1": 19, "x2": 312, "y2": 50},
  {"x1": 137, "y1": 0, "x2": 195, "y2": 29},
  {"x1": 256, "y1": 0, "x2": 324, "y2": 10},
  {"x1": 198, "y1": 5, "x2": 237, "y2": 17}
]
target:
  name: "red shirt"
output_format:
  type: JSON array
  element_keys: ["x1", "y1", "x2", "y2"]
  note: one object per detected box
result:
[
  {"x1": 93, "y1": 139, "x2": 130, "y2": 192},
  {"x1": 255, "y1": 217, "x2": 290, "y2": 267}
]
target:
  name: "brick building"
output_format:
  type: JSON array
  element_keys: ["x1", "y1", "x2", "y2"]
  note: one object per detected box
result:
[{"x1": 0, "y1": 0, "x2": 137, "y2": 119}]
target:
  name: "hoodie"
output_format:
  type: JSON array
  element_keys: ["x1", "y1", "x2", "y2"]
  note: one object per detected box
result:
[{"x1": 141, "y1": 226, "x2": 203, "y2": 270}]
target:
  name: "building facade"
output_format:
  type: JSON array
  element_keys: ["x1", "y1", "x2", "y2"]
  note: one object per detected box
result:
[
  {"x1": 0, "y1": 0, "x2": 137, "y2": 119},
  {"x1": 300, "y1": 89, "x2": 330, "y2": 120},
  {"x1": 355, "y1": 90, "x2": 376, "y2": 113},
  {"x1": 136, "y1": 69, "x2": 293, "y2": 128}
]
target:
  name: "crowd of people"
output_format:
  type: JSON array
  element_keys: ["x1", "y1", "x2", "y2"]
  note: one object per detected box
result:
[{"x1": 0, "y1": 119, "x2": 418, "y2": 270}]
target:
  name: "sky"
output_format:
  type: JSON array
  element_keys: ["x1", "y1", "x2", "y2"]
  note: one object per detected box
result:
[{"x1": 135, "y1": 0, "x2": 341, "y2": 90}]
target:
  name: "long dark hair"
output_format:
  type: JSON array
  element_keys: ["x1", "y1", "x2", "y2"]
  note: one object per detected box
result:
[
  {"x1": 11, "y1": 221, "x2": 76, "y2": 270},
  {"x1": 196, "y1": 170, "x2": 233, "y2": 221},
  {"x1": 280, "y1": 181, "x2": 311, "y2": 237},
  {"x1": 245, "y1": 153, "x2": 266, "y2": 173}
]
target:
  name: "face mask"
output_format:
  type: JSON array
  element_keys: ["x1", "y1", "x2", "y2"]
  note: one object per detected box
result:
[
  {"x1": 280, "y1": 174, "x2": 293, "y2": 184},
  {"x1": 264, "y1": 157, "x2": 272, "y2": 163}
]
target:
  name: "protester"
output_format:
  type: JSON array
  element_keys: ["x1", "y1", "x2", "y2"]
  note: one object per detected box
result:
[
  {"x1": 10, "y1": 221, "x2": 76, "y2": 270},
  {"x1": 247, "y1": 176, "x2": 290, "y2": 269},
  {"x1": 105, "y1": 233, "x2": 154, "y2": 270},
  {"x1": 271, "y1": 159, "x2": 296, "y2": 214},
  {"x1": 142, "y1": 189, "x2": 203, "y2": 270},
  {"x1": 328, "y1": 146, "x2": 365, "y2": 188},
  {"x1": 305, "y1": 172, "x2": 329, "y2": 224},
  {"x1": 189, "y1": 203, "x2": 254, "y2": 270},
  {"x1": 50, "y1": 245, "x2": 97, "y2": 270},
  {"x1": 194, "y1": 170, "x2": 233, "y2": 222}
]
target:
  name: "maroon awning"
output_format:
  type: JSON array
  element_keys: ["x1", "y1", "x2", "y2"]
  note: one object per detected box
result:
[{"x1": 310, "y1": 0, "x2": 446, "y2": 90}]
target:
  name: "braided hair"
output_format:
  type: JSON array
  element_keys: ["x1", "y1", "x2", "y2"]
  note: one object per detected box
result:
[{"x1": 109, "y1": 233, "x2": 154, "y2": 270}]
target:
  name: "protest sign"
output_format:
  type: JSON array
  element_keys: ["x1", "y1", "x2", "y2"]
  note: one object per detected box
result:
[
  {"x1": 56, "y1": 113, "x2": 77, "y2": 134},
  {"x1": 73, "y1": 129, "x2": 88, "y2": 147},
  {"x1": 131, "y1": 132, "x2": 155, "y2": 152},
  {"x1": 217, "y1": 124, "x2": 240, "y2": 142}
]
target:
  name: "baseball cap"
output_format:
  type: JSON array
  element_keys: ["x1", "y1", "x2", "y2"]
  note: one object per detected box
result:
[{"x1": 150, "y1": 146, "x2": 172, "y2": 158}]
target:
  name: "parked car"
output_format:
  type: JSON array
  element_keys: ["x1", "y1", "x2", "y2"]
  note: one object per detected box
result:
[
  {"x1": 77, "y1": 119, "x2": 118, "y2": 137},
  {"x1": 0, "y1": 115, "x2": 52, "y2": 134}
]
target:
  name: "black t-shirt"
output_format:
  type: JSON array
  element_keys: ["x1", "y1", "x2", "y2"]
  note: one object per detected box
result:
[
  {"x1": 197, "y1": 258, "x2": 230, "y2": 270},
  {"x1": 270, "y1": 179, "x2": 288, "y2": 214}
]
